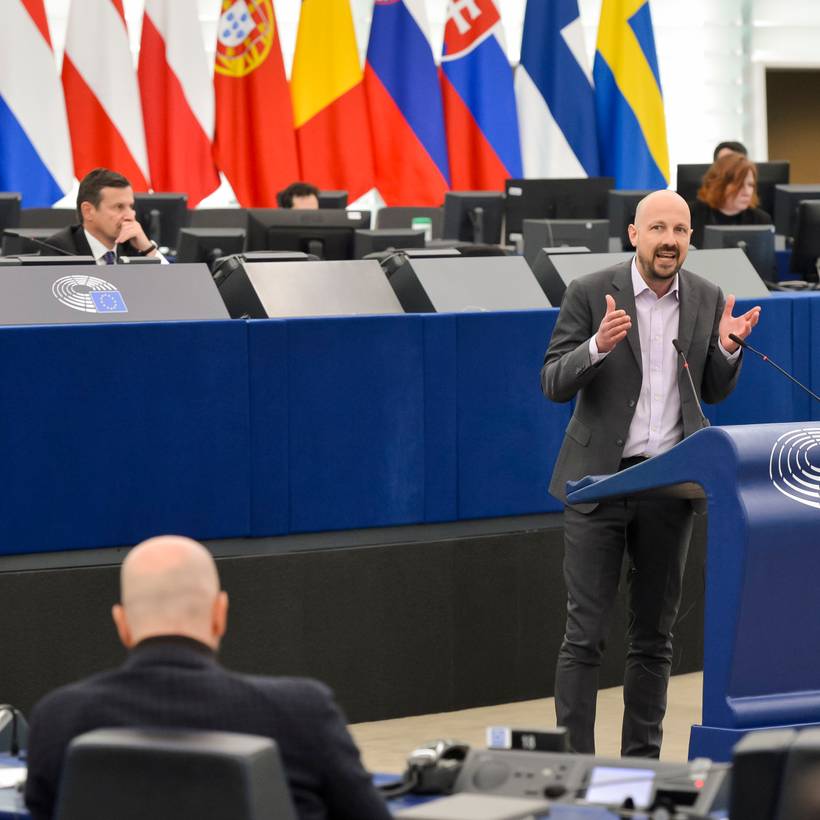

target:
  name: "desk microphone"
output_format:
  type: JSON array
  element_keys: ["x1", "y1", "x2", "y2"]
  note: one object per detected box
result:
[
  {"x1": 672, "y1": 339, "x2": 710, "y2": 429},
  {"x1": 728, "y1": 333, "x2": 820, "y2": 402},
  {"x1": 2, "y1": 230, "x2": 73, "y2": 256}
]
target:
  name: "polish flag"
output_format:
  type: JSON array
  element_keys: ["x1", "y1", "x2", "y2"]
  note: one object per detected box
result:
[
  {"x1": 138, "y1": 0, "x2": 219, "y2": 204},
  {"x1": 62, "y1": 0, "x2": 150, "y2": 189}
]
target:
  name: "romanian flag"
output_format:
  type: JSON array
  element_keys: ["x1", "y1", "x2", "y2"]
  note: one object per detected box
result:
[
  {"x1": 213, "y1": 0, "x2": 299, "y2": 207},
  {"x1": 593, "y1": 0, "x2": 668, "y2": 188},
  {"x1": 291, "y1": 0, "x2": 374, "y2": 202}
]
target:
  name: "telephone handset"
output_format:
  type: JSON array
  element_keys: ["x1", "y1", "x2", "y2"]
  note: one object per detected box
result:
[{"x1": 379, "y1": 739, "x2": 470, "y2": 800}]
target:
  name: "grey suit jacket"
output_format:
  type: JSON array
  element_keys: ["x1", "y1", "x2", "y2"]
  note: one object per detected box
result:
[{"x1": 541, "y1": 259, "x2": 741, "y2": 509}]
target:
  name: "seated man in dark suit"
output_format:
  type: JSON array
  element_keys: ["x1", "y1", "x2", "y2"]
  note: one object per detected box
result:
[
  {"x1": 46, "y1": 167, "x2": 166, "y2": 264},
  {"x1": 24, "y1": 535, "x2": 392, "y2": 820}
]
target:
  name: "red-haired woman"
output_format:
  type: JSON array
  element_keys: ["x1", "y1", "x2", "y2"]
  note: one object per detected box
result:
[{"x1": 690, "y1": 153, "x2": 771, "y2": 248}]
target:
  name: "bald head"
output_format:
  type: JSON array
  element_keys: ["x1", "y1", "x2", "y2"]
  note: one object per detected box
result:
[
  {"x1": 633, "y1": 189, "x2": 689, "y2": 227},
  {"x1": 112, "y1": 536, "x2": 228, "y2": 650}
]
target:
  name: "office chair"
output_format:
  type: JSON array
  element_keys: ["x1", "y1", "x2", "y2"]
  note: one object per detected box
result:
[{"x1": 55, "y1": 727, "x2": 298, "y2": 820}]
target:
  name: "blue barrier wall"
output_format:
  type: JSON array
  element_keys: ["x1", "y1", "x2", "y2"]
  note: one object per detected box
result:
[{"x1": 0, "y1": 294, "x2": 818, "y2": 555}]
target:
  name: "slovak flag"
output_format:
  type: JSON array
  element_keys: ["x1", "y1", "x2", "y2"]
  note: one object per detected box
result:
[
  {"x1": 364, "y1": 0, "x2": 450, "y2": 206},
  {"x1": 0, "y1": 1, "x2": 73, "y2": 205},
  {"x1": 440, "y1": 0, "x2": 522, "y2": 191}
]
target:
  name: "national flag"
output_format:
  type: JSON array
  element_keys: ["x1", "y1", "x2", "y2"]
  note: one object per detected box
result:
[
  {"x1": 291, "y1": 0, "x2": 374, "y2": 202},
  {"x1": 0, "y1": 0, "x2": 73, "y2": 205},
  {"x1": 593, "y1": 0, "x2": 669, "y2": 188},
  {"x1": 139, "y1": 0, "x2": 219, "y2": 205},
  {"x1": 516, "y1": 0, "x2": 598, "y2": 177},
  {"x1": 213, "y1": 0, "x2": 299, "y2": 207},
  {"x1": 62, "y1": 0, "x2": 150, "y2": 189},
  {"x1": 364, "y1": 0, "x2": 449, "y2": 206},
  {"x1": 440, "y1": 0, "x2": 522, "y2": 191}
]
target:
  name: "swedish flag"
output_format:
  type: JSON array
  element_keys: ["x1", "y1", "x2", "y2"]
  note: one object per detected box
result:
[{"x1": 593, "y1": 0, "x2": 669, "y2": 189}]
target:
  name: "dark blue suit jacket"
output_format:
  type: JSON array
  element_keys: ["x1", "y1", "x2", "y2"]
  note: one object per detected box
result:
[{"x1": 24, "y1": 637, "x2": 392, "y2": 820}]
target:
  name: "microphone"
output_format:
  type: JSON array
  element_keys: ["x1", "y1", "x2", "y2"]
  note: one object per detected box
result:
[
  {"x1": 2, "y1": 230, "x2": 73, "y2": 256},
  {"x1": 672, "y1": 339, "x2": 710, "y2": 429},
  {"x1": 728, "y1": 333, "x2": 820, "y2": 403}
]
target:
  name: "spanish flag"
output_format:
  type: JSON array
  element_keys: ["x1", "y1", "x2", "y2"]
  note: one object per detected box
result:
[
  {"x1": 290, "y1": 0, "x2": 374, "y2": 202},
  {"x1": 213, "y1": 0, "x2": 299, "y2": 207}
]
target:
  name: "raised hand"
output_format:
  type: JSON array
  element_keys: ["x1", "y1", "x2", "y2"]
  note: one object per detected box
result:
[
  {"x1": 595, "y1": 294, "x2": 632, "y2": 353},
  {"x1": 719, "y1": 294, "x2": 761, "y2": 353}
]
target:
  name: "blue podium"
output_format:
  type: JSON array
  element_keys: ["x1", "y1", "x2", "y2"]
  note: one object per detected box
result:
[{"x1": 566, "y1": 423, "x2": 820, "y2": 762}]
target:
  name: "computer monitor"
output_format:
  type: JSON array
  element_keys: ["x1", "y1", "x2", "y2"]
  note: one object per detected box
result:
[
  {"x1": 774, "y1": 185, "x2": 820, "y2": 238},
  {"x1": 522, "y1": 219, "x2": 609, "y2": 268},
  {"x1": 703, "y1": 225, "x2": 776, "y2": 283},
  {"x1": 677, "y1": 161, "x2": 789, "y2": 219},
  {"x1": 20, "y1": 207, "x2": 75, "y2": 229},
  {"x1": 504, "y1": 178, "x2": 614, "y2": 243},
  {"x1": 188, "y1": 208, "x2": 248, "y2": 229},
  {"x1": 608, "y1": 190, "x2": 651, "y2": 251},
  {"x1": 175, "y1": 228, "x2": 247, "y2": 269},
  {"x1": 133, "y1": 192, "x2": 189, "y2": 252},
  {"x1": 318, "y1": 190, "x2": 348, "y2": 209},
  {"x1": 442, "y1": 192, "x2": 504, "y2": 245},
  {"x1": 0, "y1": 193, "x2": 22, "y2": 231},
  {"x1": 353, "y1": 229, "x2": 425, "y2": 258},
  {"x1": 245, "y1": 208, "x2": 371, "y2": 260},
  {"x1": 789, "y1": 200, "x2": 820, "y2": 282}
]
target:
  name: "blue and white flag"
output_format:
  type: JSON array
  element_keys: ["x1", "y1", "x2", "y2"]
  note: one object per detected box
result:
[
  {"x1": 515, "y1": 0, "x2": 599, "y2": 177},
  {"x1": 0, "y1": 1, "x2": 73, "y2": 205}
]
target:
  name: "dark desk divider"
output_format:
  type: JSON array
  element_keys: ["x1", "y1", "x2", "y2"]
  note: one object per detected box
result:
[
  {"x1": 0, "y1": 262, "x2": 228, "y2": 325},
  {"x1": 813, "y1": 298, "x2": 820, "y2": 420},
  {"x1": 0, "y1": 321, "x2": 250, "y2": 555},
  {"x1": 566, "y1": 422, "x2": 820, "y2": 761}
]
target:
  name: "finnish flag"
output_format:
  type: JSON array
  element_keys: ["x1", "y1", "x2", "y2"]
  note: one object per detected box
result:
[{"x1": 515, "y1": 0, "x2": 599, "y2": 178}]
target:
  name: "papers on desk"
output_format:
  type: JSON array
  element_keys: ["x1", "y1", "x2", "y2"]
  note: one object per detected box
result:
[{"x1": 0, "y1": 766, "x2": 25, "y2": 789}]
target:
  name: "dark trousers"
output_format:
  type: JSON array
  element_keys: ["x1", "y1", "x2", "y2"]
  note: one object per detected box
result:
[{"x1": 554, "y1": 495, "x2": 693, "y2": 758}]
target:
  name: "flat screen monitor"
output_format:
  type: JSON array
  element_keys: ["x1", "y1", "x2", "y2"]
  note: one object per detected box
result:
[
  {"x1": 245, "y1": 208, "x2": 370, "y2": 260},
  {"x1": 774, "y1": 185, "x2": 820, "y2": 238},
  {"x1": 175, "y1": 228, "x2": 247, "y2": 268},
  {"x1": 522, "y1": 219, "x2": 609, "y2": 267},
  {"x1": 442, "y1": 192, "x2": 504, "y2": 245},
  {"x1": 608, "y1": 190, "x2": 651, "y2": 251},
  {"x1": 0, "y1": 193, "x2": 21, "y2": 231},
  {"x1": 789, "y1": 200, "x2": 820, "y2": 282},
  {"x1": 20, "y1": 207, "x2": 75, "y2": 229},
  {"x1": 318, "y1": 190, "x2": 348, "y2": 209},
  {"x1": 133, "y1": 192, "x2": 189, "y2": 252},
  {"x1": 354, "y1": 229, "x2": 425, "y2": 259},
  {"x1": 188, "y1": 208, "x2": 248, "y2": 229},
  {"x1": 504, "y1": 177, "x2": 614, "y2": 243},
  {"x1": 677, "y1": 161, "x2": 789, "y2": 219},
  {"x1": 703, "y1": 225, "x2": 776, "y2": 283}
]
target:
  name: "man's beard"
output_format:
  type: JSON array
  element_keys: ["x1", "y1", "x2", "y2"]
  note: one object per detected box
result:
[{"x1": 637, "y1": 243, "x2": 681, "y2": 281}]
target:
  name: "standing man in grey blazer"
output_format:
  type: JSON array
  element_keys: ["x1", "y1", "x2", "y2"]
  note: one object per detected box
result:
[{"x1": 541, "y1": 190, "x2": 761, "y2": 757}]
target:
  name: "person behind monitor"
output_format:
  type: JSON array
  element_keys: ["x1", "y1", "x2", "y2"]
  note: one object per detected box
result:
[
  {"x1": 689, "y1": 152, "x2": 771, "y2": 248},
  {"x1": 542, "y1": 190, "x2": 761, "y2": 758},
  {"x1": 24, "y1": 535, "x2": 392, "y2": 820},
  {"x1": 45, "y1": 167, "x2": 166, "y2": 264},
  {"x1": 277, "y1": 182, "x2": 320, "y2": 210},
  {"x1": 713, "y1": 140, "x2": 747, "y2": 161}
]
